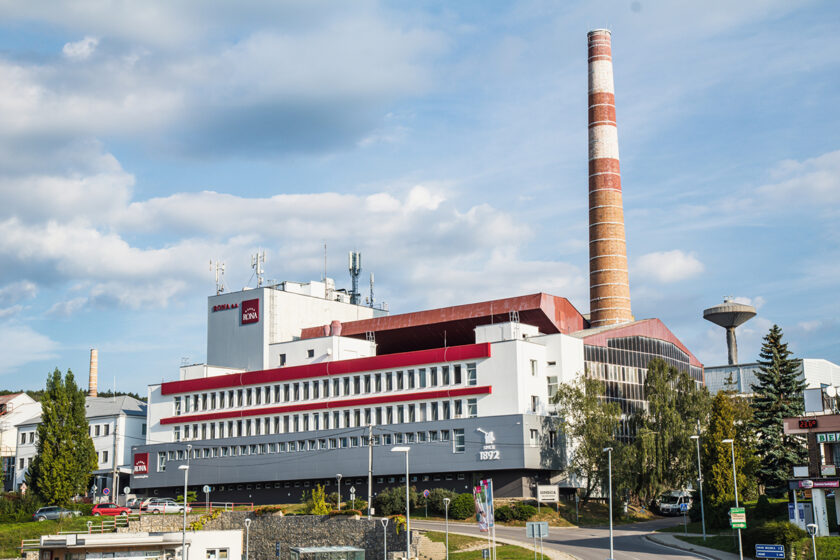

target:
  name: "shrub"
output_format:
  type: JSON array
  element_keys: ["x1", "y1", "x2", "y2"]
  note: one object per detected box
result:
[
  {"x1": 494, "y1": 505, "x2": 515, "y2": 522},
  {"x1": 175, "y1": 490, "x2": 198, "y2": 503},
  {"x1": 254, "y1": 505, "x2": 283, "y2": 517},
  {"x1": 303, "y1": 484, "x2": 330, "y2": 515},
  {"x1": 0, "y1": 492, "x2": 44, "y2": 522},
  {"x1": 427, "y1": 488, "x2": 459, "y2": 515},
  {"x1": 329, "y1": 509, "x2": 363, "y2": 517},
  {"x1": 389, "y1": 514, "x2": 407, "y2": 533},
  {"x1": 743, "y1": 521, "x2": 806, "y2": 553},
  {"x1": 70, "y1": 503, "x2": 93, "y2": 516},
  {"x1": 374, "y1": 486, "x2": 418, "y2": 516},
  {"x1": 753, "y1": 495, "x2": 774, "y2": 521},
  {"x1": 513, "y1": 503, "x2": 537, "y2": 521},
  {"x1": 449, "y1": 493, "x2": 475, "y2": 520}
]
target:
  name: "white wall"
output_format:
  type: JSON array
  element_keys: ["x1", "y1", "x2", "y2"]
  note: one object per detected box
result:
[
  {"x1": 0, "y1": 397, "x2": 40, "y2": 458},
  {"x1": 146, "y1": 384, "x2": 173, "y2": 445},
  {"x1": 267, "y1": 336, "x2": 376, "y2": 368}
]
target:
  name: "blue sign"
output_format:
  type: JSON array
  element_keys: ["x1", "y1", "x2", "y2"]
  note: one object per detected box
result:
[
  {"x1": 755, "y1": 544, "x2": 784, "y2": 559},
  {"x1": 679, "y1": 502, "x2": 689, "y2": 512},
  {"x1": 275, "y1": 543, "x2": 281, "y2": 559}
]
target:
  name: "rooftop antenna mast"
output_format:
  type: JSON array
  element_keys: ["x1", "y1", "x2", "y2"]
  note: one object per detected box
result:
[
  {"x1": 251, "y1": 249, "x2": 267, "y2": 287},
  {"x1": 348, "y1": 251, "x2": 362, "y2": 305},
  {"x1": 210, "y1": 260, "x2": 226, "y2": 295},
  {"x1": 368, "y1": 272, "x2": 375, "y2": 308}
]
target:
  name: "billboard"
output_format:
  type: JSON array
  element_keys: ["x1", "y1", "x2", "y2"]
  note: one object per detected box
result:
[
  {"x1": 133, "y1": 453, "x2": 149, "y2": 475},
  {"x1": 241, "y1": 298, "x2": 260, "y2": 325}
]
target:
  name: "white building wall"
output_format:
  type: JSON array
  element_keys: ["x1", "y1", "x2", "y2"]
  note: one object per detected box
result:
[
  {"x1": 146, "y1": 384, "x2": 173, "y2": 444},
  {"x1": 267, "y1": 336, "x2": 376, "y2": 368},
  {"x1": 14, "y1": 423, "x2": 38, "y2": 488},
  {"x1": 0, "y1": 397, "x2": 40, "y2": 458}
]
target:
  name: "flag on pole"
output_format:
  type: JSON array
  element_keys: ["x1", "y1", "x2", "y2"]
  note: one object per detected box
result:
[
  {"x1": 481, "y1": 479, "x2": 495, "y2": 528},
  {"x1": 474, "y1": 484, "x2": 489, "y2": 532}
]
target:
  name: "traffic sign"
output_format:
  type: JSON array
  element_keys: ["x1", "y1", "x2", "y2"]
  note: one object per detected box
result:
[
  {"x1": 537, "y1": 485, "x2": 559, "y2": 502},
  {"x1": 203, "y1": 485, "x2": 211, "y2": 493},
  {"x1": 679, "y1": 502, "x2": 689, "y2": 513},
  {"x1": 123, "y1": 486, "x2": 131, "y2": 494},
  {"x1": 526, "y1": 521, "x2": 549, "y2": 538},
  {"x1": 423, "y1": 489, "x2": 430, "y2": 498},
  {"x1": 103, "y1": 488, "x2": 110, "y2": 496},
  {"x1": 730, "y1": 507, "x2": 747, "y2": 529},
  {"x1": 755, "y1": 544, "x2": 784, "y2": 559}
]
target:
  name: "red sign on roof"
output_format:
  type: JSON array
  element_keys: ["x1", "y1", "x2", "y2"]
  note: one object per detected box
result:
[{"x1": 241, "y1": 299, "x2": 259, "y2": 325}]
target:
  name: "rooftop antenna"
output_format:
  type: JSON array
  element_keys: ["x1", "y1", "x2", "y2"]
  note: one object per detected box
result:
[
  {"x1": 348, "y1": 251, "x2": 362, "y2": 305},
  {"x1": 368, "y1": 272, "x2": 375, "y2": 308},
  {"x1": 210, "y1": 260, "x2": 226, "y2": 295},
  {"x1": 251, "y1": 249, "x2": 267, "y2": 287}
]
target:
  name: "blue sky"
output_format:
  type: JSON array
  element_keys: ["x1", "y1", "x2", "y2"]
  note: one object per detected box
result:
[{"x1": 0, "y1": 0, "x2": 838, "y2": 393}]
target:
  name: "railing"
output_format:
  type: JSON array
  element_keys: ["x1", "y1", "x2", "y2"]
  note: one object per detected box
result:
[
  {"x1": 180, "y1": 501, "x2": 255, "y2": 512},
  {"x1": 20, "y1": 539, "x2": 39, "y2": 551}
]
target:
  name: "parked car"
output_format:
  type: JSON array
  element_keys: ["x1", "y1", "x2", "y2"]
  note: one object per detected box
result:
[
  {"x1": 32, "y1": 506, "x2": 81, "y2": 521},
  {"x1": 656, "y1": 490, "x2": 693, "y2": 516},
  {"x1": 126, "y1": 498, "x2": 142, "y2": 509},
  {"x1": 92, "y1": 503, "x2": 131, "y2": 516},
  {"x1": 142, "y1": 498, "x2": 190, "y2": 514}
]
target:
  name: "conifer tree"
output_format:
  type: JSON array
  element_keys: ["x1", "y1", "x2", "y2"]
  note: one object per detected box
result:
[
  {"x1": 750, "y1": 325, "x2": 807, "y2": 490},
  {"x1": 28, "y1": 369, "x2": 97, "y2": 505}
]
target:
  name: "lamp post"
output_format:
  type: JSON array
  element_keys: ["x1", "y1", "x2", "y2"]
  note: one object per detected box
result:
[
  {"x1": 179, "y1": 444, "x2": 191, "y2": 560},
  {"x1": 392, "y1": 446, "x2": 411, "y2": 560},
  {"x1": 806, "y1": 523, "x2": 818, "y2": 560},
  {"x1": 381, "y1": 517, "x2": 389, "y2": 560},
  {"x1": 602, "y1": 447, "x2": 614, "y2": 560},
  {"x1": 689, "y1": 434, "x2": 706, "y2": 540},
  {"x1": 336, "y1": 474, "x2": 343, "y2": 511},
  {"x1": 722, "y1": 439, "x2": 743, "y2": 560},
  {"x1": 443, "y1": 497, "x2": 451, "y2": 560},
  {"x1": 245, "y1": 518, "x2": 251, "y2": 560}
]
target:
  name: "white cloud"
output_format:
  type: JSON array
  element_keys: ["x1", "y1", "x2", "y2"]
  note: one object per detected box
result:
[
  {"x1": 633, "y1": 250, "x2": 705, "y2": 283},
  {"x1": 62, "y1": 36, "x2": 98, "y2": 60},
  {"x1": 731, "y1": 296, "x2": 766, "y2": 310},
  {"x1": 47, "y1": 297, "x2": 88, "y2": 317},
  {"x1": 0, "y1": 280, "x2": 37, "y2": 306},
  {"x1": 758, "y1": 150, "x2": 840, "y2": 206},
  {"x1": 797, "y1": 320, "x2": 821, "y2": 333},
  {"x1": 0, "y1": 324, "x2": 58, "y2": 375}
]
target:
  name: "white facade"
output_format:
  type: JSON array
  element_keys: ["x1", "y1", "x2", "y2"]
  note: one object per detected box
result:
[
  {"x1": 206, "y1": 283, "x2": 386, "y2": 372},
  {"x1": 0, "y1": 393, "x2": 41, "y2": 489},
  {"x1": 705, "y1": 358, "x2": 840, "y2": 396},
  {"x1": 35, "y1": 530, "x2": 242, "y2": 560}
]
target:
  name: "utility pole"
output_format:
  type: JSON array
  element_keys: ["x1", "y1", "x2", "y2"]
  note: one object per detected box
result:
[
  {"x1": 111, "y1": 415, "x2": 119, "y2": 503},
  {"x1": 367, "y1": 424, "x2": 373, "y2": 519}
]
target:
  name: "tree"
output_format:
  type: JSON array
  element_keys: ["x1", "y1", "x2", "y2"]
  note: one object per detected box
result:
[
  {"x1": 631, "y1": 359, "x2": 711, "y2": 503},
  {"x1": 28, "y1": 369, "x2": 97, "y2": 505},
  {"x1": 750, "y1": 324, "x2": 807, "y2": 491},
  {"x1": 703, "y1": 392, "x2": 758, "y2": 508},
  {"x1": 552, "y1": 374, "x2": 622, "y2": 505},
  {"x1": 302, "y1": 484, "x2": 330, "y2": 514}
]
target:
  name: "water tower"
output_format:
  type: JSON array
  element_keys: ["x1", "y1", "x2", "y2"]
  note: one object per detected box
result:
[{"x1": 703, "y1": 298, "x2": 757, "y2": 365}]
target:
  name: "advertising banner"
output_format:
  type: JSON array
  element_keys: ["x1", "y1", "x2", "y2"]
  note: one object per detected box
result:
[
  {"x1": 133, "y1": 453, "x2": 149, "y2": 475},
  {"x1": 474, "y1": 485, "x2": 489, "y2": 532},
  {"x1": 241, "y1": 298, "x2": 260, "y2": 325}
]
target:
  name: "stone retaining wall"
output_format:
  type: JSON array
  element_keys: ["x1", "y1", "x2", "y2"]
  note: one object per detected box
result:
[{"x1": 122, "y1": 513, "x2": 417, "y2": 560}]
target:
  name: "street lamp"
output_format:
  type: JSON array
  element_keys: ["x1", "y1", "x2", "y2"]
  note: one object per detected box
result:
[
  {"x1": 336, "y1": 474, "x2": 343, "y2": 511},
  {"x1": 602, "y1": 447, "x2": 614, "y2": 560},
  {"x1": 392, "y1": 446, "x2": 411, "y2": 560},
  {"x1": 722, "y1": 439, "x2": 743, "y2": 560},
  {"x1": 689, "y1": 434, "x2": 706, "y2": 540},
  {"x1": 380, "y1": 517, "x2": 389, "y2": 560},
  {"x1": 806, "y1": 523, "x2": 818, "y2": 560},
  {"x1": 245, "y1": 518, "x2": 251, "y2": 560},
  {"x1": 179, "y1": 444, "x2": 191, "y2": 560},
  {"x1": 443, "y1": 497, "x2": 451, "y2": 560}
]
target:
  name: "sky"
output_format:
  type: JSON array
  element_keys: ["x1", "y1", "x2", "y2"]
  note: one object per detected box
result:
[{"x1": 0, "y1": 0, "x2": 838, "y2": 393}]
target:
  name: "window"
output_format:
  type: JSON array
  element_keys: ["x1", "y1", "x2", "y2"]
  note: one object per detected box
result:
[
  {"x1": 354, "y1": 376, "x2": 361, "y2": 394},
  {"x1": 364, "y1": 375, "x2": 371, "y2": 393},
  {"x1": 548, "y1": 430, "x2": 558, "y2": 448},
  {"x1": 530, "y1": 429, "x2": 540, "y2": 447},
  {"x1": 454, "y1": 399, "x2": 463, "y2": 417},
  {"x1": 468, "y1": 398, "x2": 478, "y2": 418},
  {"x1": 431, "y1": 402, "x2": 439, "y2": 421},
  {"x1": 157, "y1": 451, "x2": 166, "y2": 472},
  {"x1": 419, "y1": 368, "x2": 427, "y2": 388},
  {"x1": 95, "y1": 425, "x2": 100, "y2": 437},
  {"x1": 323, "y1": 379, "x2": 330, "y2": 398},
  {"x1": 397, "y1": 406, "x2": 404, "y2": 423},
  {"x1": 453, "y1": 429, "x2": 465, "y2": 453},
  {"x1": 443, "y1": 401, "x2": 451, "y2": 420},
  {"x1": 408, "y1": 370, "x2": 415, "y2": 389},
  {"x1": 386, "y1": 373, "x2": 393, "y2": 391},
  {"x1": 467, "y1": 363, "x2": 477, "y2": 386},
  {"x1": 19, "y1": 458, "x2": 24, "y2": 469},
  {"x1": 20, "y1": 432, "x2": 25, "y2": 444},
  {"x1": 307, "y1": 349, "x2": 315, "y2": 358},
  {"x1": 279, "y1": 353, "x2": 287, "y2": 366},
  {"x1": 174, "y1": 397, "x2": 181, "y2": 415},
  {"x1": 303, "y1": 383, "x2": 309, "y2": 400},
  {"x1": 206, "y1": 548, "x2": 229, "y2": 559},
  {"x1": 530, "y1": 359, "x2": 538, "y2": 376},
  {"x1": 430, "y1": 367, "x2": 438, "y2": 386},
  {"x1": 313, "y1": 382, "x2": 320, "y2": 399},
  {"x1": 343, "y1": 377, "x2": 350, "y2": 395},
  {"x1": 547, "y1": 376, "x2": 559, "y2": 400},
  {"x1": 142, "y1": 423, "x2": 147, "y2": 435},
  {"x1": 255, "y1": 389, "x2": 261, "y2": 405},
  {"x1": 454, "y1": 365, "x2": 462, "y2": 384},
  {"x1": 531, "y1": 395, "x2": 539, "y2": 413},
  {"x1": 442, "y1": 365, "x2": 450, "y2": 385},
  {"x1": 284, "y1": 384, "x2": 291, "y2": 402},
  {"x1": 441, "y1": 429, "x2": 450, "y2": 442},
  {"x1": 375, "y1": 373, "x2": 382, "y2": 392},
  {"x1": 397, "y1": 371, "x2": 404, "y2": 390}
]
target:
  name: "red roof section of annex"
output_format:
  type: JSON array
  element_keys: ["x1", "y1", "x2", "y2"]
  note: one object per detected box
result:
[{"x1": 299, "y1": 293, "x2": 588, "y2": 355}]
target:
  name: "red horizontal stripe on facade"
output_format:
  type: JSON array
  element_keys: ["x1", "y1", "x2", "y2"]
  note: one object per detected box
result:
[
  {"x1": 160, "y1": 385, "x2": 493, "y2": 425},
  {"x1": 160, "y1": 343, "x2": 491, "y2": 396}
]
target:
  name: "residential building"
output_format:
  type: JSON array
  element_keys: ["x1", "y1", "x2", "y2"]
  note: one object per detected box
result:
[{"x1": 0, "y1": 393, "x2": 41, "y2": 491}]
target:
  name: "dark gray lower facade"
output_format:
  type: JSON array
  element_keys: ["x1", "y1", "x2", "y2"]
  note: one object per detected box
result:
[{"x1": 131, "y1": 414, "x2": 566, "y2": 503}]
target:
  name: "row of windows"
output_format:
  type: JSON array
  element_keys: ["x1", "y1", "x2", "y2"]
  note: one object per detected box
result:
[
  {"x1": 18, "y1": 431, "x2": 35, "y2": 445},
  {"x1": 173, "y1": 363, "x2": 478, "y2": 416},
  {"x1": 173, "y1": 398, "x2": 478, "y2": 442},
  {"x1": 202, "y1": 472, "x2": 468, "y2": 493},
  {"x1": 158, "y1": 428, "x2": 466, "y2": 471}
]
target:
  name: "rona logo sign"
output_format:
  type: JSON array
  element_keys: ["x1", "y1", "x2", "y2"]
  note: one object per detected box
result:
[
  {"x1": 133, "y1": 453, "x2": 148, "y2": 474},
  {"x1": 241, "y1": 299, "x2": 260, "y2": 324}
]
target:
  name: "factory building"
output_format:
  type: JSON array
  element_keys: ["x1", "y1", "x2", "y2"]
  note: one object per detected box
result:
[{"x1": 129, "y1": 30, "x2": 703, "y2": 502}]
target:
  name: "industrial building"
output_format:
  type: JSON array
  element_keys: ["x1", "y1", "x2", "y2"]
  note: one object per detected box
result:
[{"x1": 128, "y1": 30, "x2": 703, "y2": 502}]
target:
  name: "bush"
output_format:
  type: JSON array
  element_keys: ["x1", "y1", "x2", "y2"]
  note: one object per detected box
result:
[
  {"x1": 743, "y1": 521, "x2": 806, "y2": 553},
  {"x1": 513, "y1": 503, "x2": 537, "y2": 521},
  {"x1": 427, "y1": 488, "x2": 459, "y2": 515},
  {"x1": 792, "y1": 536, "x2": 840, "y2": 558},
  {"x1": 753, "y1": 495, "x2": 774, "y2": 521},
  {"x1": 254, "y1": 505, "x2": 283, "y2": 517},
  {"x1": 374, "y1": 487, "x2": 418, "y2": 516},
  {"x1": 449, "y1": 493, "x2": 475, "y2": 520},
  {"x1": 494, "y1": 505, "x2": 515, "y2": 522},
  {"x1": 175, "y1": 490, "x2": 198, "y2": 503},
  {"x1": 0, "y1": 492, "x2": 44, "y2": 522},
  {"x1": 70, "y1": 503, "x2": 93, "y2": 516},
  {"x1": 302, "y1": 485, "x2": 330, "y2": 515},
  {"x1": 329, "y1": 509, "x2": 363, "y2": 517}
]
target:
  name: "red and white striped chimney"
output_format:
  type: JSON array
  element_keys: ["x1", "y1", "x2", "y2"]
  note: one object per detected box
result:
[{"x1": 587, "y1": 30, "x2": 633, "y2": 327}]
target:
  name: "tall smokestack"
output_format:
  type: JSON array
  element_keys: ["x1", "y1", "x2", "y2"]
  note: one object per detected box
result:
[
  {"x1": 88, "y1": 348, "x2": 98, "y2": 398},
  {"x1": 587, "y1": 29, "x2": 633, "y2": 327}
]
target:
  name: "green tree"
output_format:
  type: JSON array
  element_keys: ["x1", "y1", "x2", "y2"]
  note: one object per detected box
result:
[
  {"x1": 632, "y1": 359, "x2": 711, "y2": 503},
  {"x1": 703, "y1": 391, "x2": 757, "y2": 507},
  {"x1": 303, "y1": 484, "x2": 330, "y2": 514},
  {"x1": 552, "y1": 374, "x2": 622, "y2": 505},
  {"x1": 28, "y1": 369, "x2": 97, "y2": 505},
  {"x1": 750, "y1": 325, "x2": 807, "y2": 491}
]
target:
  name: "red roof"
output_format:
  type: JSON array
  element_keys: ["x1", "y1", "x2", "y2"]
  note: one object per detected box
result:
[
  {"x1": 575, "y1": 318, "x2": 703, "y2": 368},
  {"x1": 300, "y1": 293, "x2": 588, "y2": 355}
]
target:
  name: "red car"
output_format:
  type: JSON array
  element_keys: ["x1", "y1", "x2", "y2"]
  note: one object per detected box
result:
[{"x1": 92, "y1": 503, "x2": 131, "y2": 516}]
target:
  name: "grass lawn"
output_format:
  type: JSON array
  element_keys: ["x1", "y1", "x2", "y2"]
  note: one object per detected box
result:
[
  {"x1": 424, "y1": 531, "x2": 540, "y2": 560},
  {"x1": 676, "y1": 535, "x2": 739, "y2": 554},
  {"x1": 658, "y1": 520, "x2": 707, "y2": 533},
  {"x1": 0, "y1": 516, "x2": 102, "y2": 558}
]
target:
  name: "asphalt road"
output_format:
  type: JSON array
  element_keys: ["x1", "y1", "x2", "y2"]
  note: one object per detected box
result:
[{"x1": 413, "y1": 517, "x2": 716, "y2": 560}]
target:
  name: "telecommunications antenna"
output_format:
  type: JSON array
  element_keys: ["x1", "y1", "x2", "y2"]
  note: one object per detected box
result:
[
  {"x1": 251, "y1": 250, "x2": 267, "y2": 287},
  {"x1": 210, "y1": 260, "x2": 226, "y2": 295}
]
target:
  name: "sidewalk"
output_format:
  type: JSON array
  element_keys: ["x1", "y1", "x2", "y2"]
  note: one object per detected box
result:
[{"x1": 646, "y1": 532, "x2": 742, "y2": 560}]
